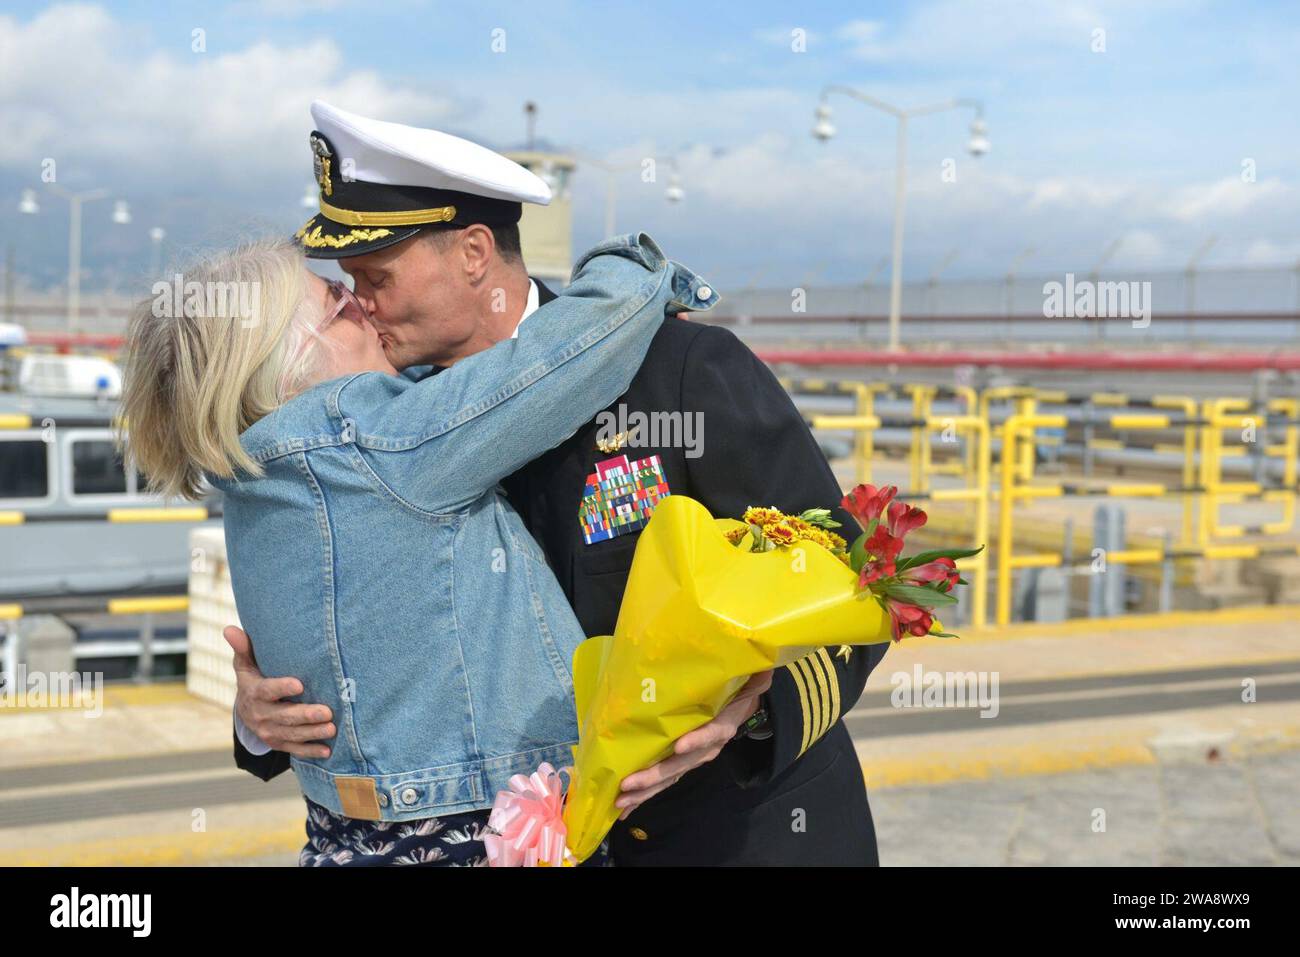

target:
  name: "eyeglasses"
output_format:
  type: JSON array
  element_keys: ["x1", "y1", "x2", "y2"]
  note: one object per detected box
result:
[
  {"x1": 278, "y1": 278, "x2": 368, "y2": 397},
  {"x1": 322, "y1": 279, "x2": 367, "y2": 330}
]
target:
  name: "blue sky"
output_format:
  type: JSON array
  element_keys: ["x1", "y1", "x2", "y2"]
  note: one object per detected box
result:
[{"x1": 1, "y1": 0, "x2": 1298, "y2": 294}]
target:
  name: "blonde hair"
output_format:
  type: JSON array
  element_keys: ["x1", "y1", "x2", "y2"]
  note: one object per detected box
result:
[{"x1": 119, "y1": 239, "x2": 330, "y2": 499}]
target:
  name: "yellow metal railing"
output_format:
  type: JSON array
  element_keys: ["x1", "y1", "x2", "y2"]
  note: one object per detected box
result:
[{"x1": 788, "y1": 377, "x2": 1300, "y2": 629}]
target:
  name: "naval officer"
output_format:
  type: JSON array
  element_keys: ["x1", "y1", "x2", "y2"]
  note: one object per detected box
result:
[{"x1": 228, "y1": 100, "x2": 889, "y2": 865}]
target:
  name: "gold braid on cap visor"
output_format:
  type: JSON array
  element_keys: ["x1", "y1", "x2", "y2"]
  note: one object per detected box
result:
[
  {"x1": 317, "y1": 198, "x2": 458, "y2": 227},
  {"x1": 295, "y1": 224, "x2": 396, "y2": 249}
]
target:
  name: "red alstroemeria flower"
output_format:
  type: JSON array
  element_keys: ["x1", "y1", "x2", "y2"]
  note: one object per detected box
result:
[
  {"x1": 858, "y1": 559, "x2": 896, "y2": 586},
  {"x1": 884, "y1": 597, "x2": 935, "y2": 642},
  {"x1": 857, "y1": 525, "x2": 904, "y2": 586},
  {"x1": 904, "y1": 557, "x2": 959, "y2": 590},
  {"x1": 886, "y1": 500, "x2": 928, "y2": 539},
  {"x1": 842, "y1": 483, "x2": 898, "y2": 527},
  {"x1": 864, "y1": 525, "x2": 904, "y2": 562}
]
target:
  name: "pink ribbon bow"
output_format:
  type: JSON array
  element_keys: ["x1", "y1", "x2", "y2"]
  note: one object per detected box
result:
[{"x1": 484, "y1": 763, "x2": 573, "y2": 867}]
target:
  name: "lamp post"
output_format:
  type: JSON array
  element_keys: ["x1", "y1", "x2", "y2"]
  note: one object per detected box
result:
[
  {"x1": 577, "y1": 153, "x2": 684, "y2": 236},
  {"x1": 813, "y1": 87, "x2": 988, "y2": 351},
  {"x1": 663, "y1": 163, "x2": 685, "y2": 204},
  {"x1": 23, "y1": 186, "x2": 132, "y2": 330},
  {"x1": 577, "y1": 157, "x2": 642, "y2": 236}
]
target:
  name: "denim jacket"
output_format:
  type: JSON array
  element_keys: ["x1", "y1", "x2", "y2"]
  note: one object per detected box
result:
[{"x1": 214, "y1": 233, "x2": 715, "y2": 820}]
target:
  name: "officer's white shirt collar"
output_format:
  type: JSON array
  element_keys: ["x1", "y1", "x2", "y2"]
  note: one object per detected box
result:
[{"x1": 510, "y1": 279, "x2": 540, "y2": 339}]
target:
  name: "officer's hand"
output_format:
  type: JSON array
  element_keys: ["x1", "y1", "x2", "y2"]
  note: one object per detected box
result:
[
  {"x1": 615, "y1": 669, "x2": 774, "y2": 817},
  {"x1": 225, "y1": 625, "x2": 335, "y2": 758}
]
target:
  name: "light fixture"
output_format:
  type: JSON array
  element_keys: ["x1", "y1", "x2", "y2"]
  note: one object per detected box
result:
[
  {"x1": 19, "y1": 189, "x2": 39, "y2": 215},
  {"x1": 967, "y1": 118, "x2": 990, "y2": 157},
  {"x1": 811, "y1": 102, "x2": 835, "y2": 142},
  {"x1": 664, "y1": 172, "x2": 684, "y2": 204},
  {"x1": 112, "y1": 200, "x2": 132, "y2": 225}
]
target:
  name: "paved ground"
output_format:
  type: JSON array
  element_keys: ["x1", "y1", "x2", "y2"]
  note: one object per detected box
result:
[
  {"x1": 2, "y1": 606, "x2": 1299, "y2": 866},
  {"x1": 872, "y1": 751, "x2": 1300, "y2": 867}
]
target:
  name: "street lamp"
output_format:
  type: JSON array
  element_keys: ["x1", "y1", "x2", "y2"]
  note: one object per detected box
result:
[
  {"x1": 647, "y1": 153, "x2": 687, "y2": 204},
  {"x1": 813, "y1": 86, "x2": 988, "y2": 351},
  {"x1": 664, "y1": 171, "x2": 684, "y2": 204},
  {"x1": 26, "y1": 186, "x2": 131, "y2": 330},
  {"x1": 577, "y1": 156, "x2": 642, "y2": 236}
]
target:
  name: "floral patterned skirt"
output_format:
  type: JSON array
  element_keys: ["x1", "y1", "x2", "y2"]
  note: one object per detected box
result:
[
  {"x1": 299, "y1": 797, "x2": 611, "y2": 866},
  {"x1": 300, "y1": 798, "x2": 493, "y2": 866}
]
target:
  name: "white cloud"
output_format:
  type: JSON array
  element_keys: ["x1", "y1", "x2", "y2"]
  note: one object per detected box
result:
[
  {"x1": 1240, "y1": 239, "x2": 1300, "y2": 265},
  {"x1": 0, "y1": 3, "x2": 451, "y2": 189},
  {"x1": 4, "y1": 1, "x2": 1298, "y2": 291},
  {"x1": 1114, "y1": 229, "x2": 1166, "y2": 264},
  {"x1": 835, "y1": 0, "x2": 1105, "y2": 64},
  {"x1": 753, "y1": 25, "x2": 820, "y2": 49},
  {"x1": 1163, "y1": 176, "x2": 1289, "y2": 223},
  {"x1": 835, "y1": 19, "x2": 887, "y2": 60}
]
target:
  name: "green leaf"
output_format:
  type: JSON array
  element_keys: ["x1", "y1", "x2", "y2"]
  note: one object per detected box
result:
[
  {"x1": 929, "y1": 630, "x2": 961, "y2": 639},
  {"x1": 848, "y1": 531, "x2": 870, "y2": 573},
  {"x1": 878, "y1": 582, "x2": 960, "y2": 606},
  {"x1": 896, "y1": 545, "x2": 985, "y2": 573}
]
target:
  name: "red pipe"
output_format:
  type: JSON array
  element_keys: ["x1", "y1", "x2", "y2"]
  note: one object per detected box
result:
[
  {"x1": 25, "y1": 333, "x2": 125, "y2": 349},
  {"x1": 754, "y1": 349, "x2": 1300, "y2": 373}
]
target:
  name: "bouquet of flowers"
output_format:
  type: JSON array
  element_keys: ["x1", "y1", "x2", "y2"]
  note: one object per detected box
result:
[{"x1": 484, "y1": 484, "x2": 981, "y2": 866}]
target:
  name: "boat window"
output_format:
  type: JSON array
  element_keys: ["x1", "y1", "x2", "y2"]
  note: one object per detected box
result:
[
  {"x1": 71, "y1": 439, "x2": 128, "y2": 495},
  {"x1": 0, "y1": 439, "x2": 50, "y2": 500}
]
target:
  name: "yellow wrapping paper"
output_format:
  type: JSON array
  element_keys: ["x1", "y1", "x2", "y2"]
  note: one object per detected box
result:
[{"x1": 563, "y1": 494, "x2": 894, "y2": 862}]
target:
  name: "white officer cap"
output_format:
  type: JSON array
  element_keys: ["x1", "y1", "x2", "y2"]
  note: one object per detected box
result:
[{"x1": 295, "y1": 100, "x2": 551, "y2": 259}]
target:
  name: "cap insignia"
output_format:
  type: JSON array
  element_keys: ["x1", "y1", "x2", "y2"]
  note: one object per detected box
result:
[{"x1": 310, "y1": 133, "x2": 334, "y2": 197}]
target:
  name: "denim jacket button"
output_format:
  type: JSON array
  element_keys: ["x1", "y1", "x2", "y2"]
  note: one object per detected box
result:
[
  {"x1": 400, "y1": 787, "x2": 419, "y2": 805},
  {"x1": 377, "y1": 792, "x2": 390, "y2": 808},
  {"x1": 696, "y1": 285, "x2": 712, "y2": 301}
]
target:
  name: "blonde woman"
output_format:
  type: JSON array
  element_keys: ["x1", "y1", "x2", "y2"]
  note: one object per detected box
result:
[{"x1": 122, "y1": 232, "x2": 711, "y2": 865}]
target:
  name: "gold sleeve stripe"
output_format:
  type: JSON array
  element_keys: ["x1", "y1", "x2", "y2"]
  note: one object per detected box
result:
[
  {"x1": 793, "y1": 656, "x2": 829, "y2": 755},
  {"x1": 786, "y1": 659, "x2": 817, "y2": 757},
  {"x1": 817, "y1": 647, "x2": 843, "y2": 732},
  {"x1": 805, "y1": 653, "x2": 833, "y2": 742}
]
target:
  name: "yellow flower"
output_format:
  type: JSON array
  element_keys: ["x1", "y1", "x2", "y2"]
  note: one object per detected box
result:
[
  {"x1": 742, "y1": 506, "x2": 785, "y2": 527},
  {"x1": 724, "y1": 526, "x2": 750, "y2": 545},
  {"x1": 766, "y1": 523, "x2": 797, "y2": 546}
]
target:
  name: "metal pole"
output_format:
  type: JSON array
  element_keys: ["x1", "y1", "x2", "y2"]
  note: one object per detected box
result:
[
  {"x1": 888, "y1": 115, "x2": 908, "y2": 351},
  {"x1": 927, "y1": 248, "x2": 959, "y2": 318},
  {"x1": 815, "y1": 88, "x2": 985, "y2": 351},
  {"x1": 1, "y1": 623, "x2": 18, "y2": 688},
  {"x1": 1185, "y1": 236, "x2": 1217, "y2": 315},
  {"x1": 136, "y1": 613, "x2": 155, "y2": 683},
  {"x1": 1159, "y1": 531, "x2": 1174, "y2": 614}
]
